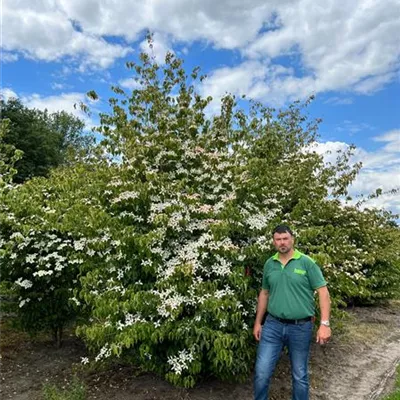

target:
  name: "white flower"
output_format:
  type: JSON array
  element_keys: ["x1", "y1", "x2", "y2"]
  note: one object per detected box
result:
[
  {"x1": 154, "y1": 320, "x2": 161, "y2": 328},
  {"x1": 55, "y1": 263, "x2": 64, "y2": 271},
  {"x1": 19, "y1": 298, "x2": 31, "y2": 307},
  {"x1": 81, "y1": 357, "x2": 89, "y2": 365},
  {"x1": 108, "y1": 179, "x2": 123, "y2": 187},
  {"x1": 95, "y1": 344, "x2": 111, "y2": 362},
  {"x1": 70, "y1": 297, "x2": 81, "y2": 306},
  {"x1": 33, "y1": 270, "x2": 53, "y2": 277},
  {"x1": 212, "y1": 255, "x2": 232, "y2": 276},
  {"x1": 74, "y1": 239, "x2": 86, "y2": 251},
  {"x1": 111, "y1": 191, "x2": 139, "y2": 203},
  {"x1": 215, "y1": 286, "x2": 235, "y2": 299},
  {"x1": 10, "y1": 232, "x2": 24, "y2": 240},
  {"x1": 25, "y1": 254, "x2": 37, "y2": 263},
  {"x1": 157, "y1": 293, "x2": 187, "y2": 319},
  {"x1": 245, "y1": 213, "x2": 271, "y2": 230},
  {"x1": 15, "y1": 278, "x2": 33, "y2": 289},
  {"x1": 167, "y1": 348, "x2": 195, "y2": 375}
]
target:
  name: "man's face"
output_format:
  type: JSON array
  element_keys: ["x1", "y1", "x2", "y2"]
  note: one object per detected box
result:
[{"x1": 272, "y1": 232, "x2": 294, "y2": 254}]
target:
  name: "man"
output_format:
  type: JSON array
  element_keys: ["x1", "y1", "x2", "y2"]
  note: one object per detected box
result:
[{"x1": 253, "y1": 224, "x2": 331, "y2": 400}]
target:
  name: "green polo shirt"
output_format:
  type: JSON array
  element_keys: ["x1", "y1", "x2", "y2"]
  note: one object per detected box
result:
[{"x1": 262, "y1": 249, "x2": 327, "y2": 320}]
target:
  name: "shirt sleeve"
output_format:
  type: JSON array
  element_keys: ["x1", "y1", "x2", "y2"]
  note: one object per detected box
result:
[
  {"x1": 306, "y1": 258, "x2": 327, "y2": 290},
  {"x1": 262, "y1": 260, "x2": 270, "y2": 290}
]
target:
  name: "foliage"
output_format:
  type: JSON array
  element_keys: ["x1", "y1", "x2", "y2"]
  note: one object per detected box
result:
[
  {"x1": 0, "y1": 98, "x2": 94, "y2": 183},
  {"x1": 0, "y1": 161, "x2": 112, "y2": 345},
  {"x1": 295, "y1": 201, "x2": 400, "y2": 306},
  {"x1": 77, "y1": 49, "x2": 399, "y2": 384},
  {"x1": 0, "y1": 42, "x2": 399, "y2": 386},
  {"x1": 42, "y1": 377, "x2": 86, "y2": 400},
  {"x1": 0, "y1": 119, "x2": 23, "y2": 188}
]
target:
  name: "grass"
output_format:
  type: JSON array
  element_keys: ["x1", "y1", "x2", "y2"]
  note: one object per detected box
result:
[
  {"x1": 382, "y1": 364, "x2": 400, "y2": 400},
  {"x1": 341, "y1": 320, "x2": 388, "y2": 343},
  {"x1": 42, "y1": 377, "x2": 86, "y2": 400}
]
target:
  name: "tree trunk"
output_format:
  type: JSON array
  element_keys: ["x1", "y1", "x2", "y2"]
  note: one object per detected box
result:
[{"x1": 52, "y1": 326, "x2": 63, "y2": 348}]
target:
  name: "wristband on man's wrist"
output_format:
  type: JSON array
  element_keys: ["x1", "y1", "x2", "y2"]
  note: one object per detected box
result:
[{"x1": 320, "y1": 320, "x2": 330, "y2": 327}]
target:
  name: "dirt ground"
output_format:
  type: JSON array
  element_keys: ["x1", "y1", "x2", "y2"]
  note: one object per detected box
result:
[{"x1": 1, "y1": 302, "x2": 400, "y2": 400}]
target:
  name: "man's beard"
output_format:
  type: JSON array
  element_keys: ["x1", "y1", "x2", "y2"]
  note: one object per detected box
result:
[{"x1": 278, "y1": 246, "x2": 291, "y2": 254}]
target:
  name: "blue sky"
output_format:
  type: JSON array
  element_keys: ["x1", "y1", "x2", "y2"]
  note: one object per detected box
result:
[{"x1": 1, "y1": 0, "x2": 400, "y2": 214}]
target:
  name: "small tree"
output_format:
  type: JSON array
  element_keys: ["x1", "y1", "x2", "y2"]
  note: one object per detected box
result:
[
  {"x1": 0, "y1": 160, "x2": 112, "y2": 346},
  {"x1": 74, "y1": 46, "x2": 399, "y2": 386}
]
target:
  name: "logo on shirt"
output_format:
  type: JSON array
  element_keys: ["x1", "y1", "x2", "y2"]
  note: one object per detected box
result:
[{"x1": 294, "y1": 268, "x2": 307, "y2": 275}]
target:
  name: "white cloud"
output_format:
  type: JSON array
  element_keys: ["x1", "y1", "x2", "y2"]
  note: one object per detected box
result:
[
  {"x1": 2, "y1": 2, "x2": 132, "y2": 70},
  {"x1": 199, "y1": 61, "x2": 268, "y2": 99},
  {"x1": 1, "y1": 87, "x2": 97, "y2": 130},
  {"x1": 324, "y1": 97, "x2": 353, "y2": 105},
  {"x1": 139, "y1": 32, "x2": 173, "y2": 64},
  {"x1": 21, "y1": 92, "x2": 96, "y2": 129},
  {"x1": 2, "y1": 52, "x2": 19, "y2": 63},
  {"x1": 312, "y1": 130, "x2": 400, "y2": 214},
  {"x1": 196, "y1": 0, "x2": 400, "y2": 104},
  {"x1": 309, "y1": 141, "x2": 350, "y2": 165},
  {"x1": 198, "y1": 60, "x2": 312, "y2": 107},
  {"x1": 358, "y1": 191, "x2": 400, "y2": 214},
  {"x1": 51, "y1": 82, "x2": 72, "y2": 91},
  {"x1": 354, "y1": 72, "x2": 397, "y2": 94},
  {"x1": 350, "y1": 168, "x2": 400, "y2": 195},
  {"x1": 373, "y1": 129, "x2": 400, "y2": 153},
  {"x1": 0, "y1": 88, "x2": 18, "y2": 101},
  {"x1": 336, "y1": 120, "x2": 375, "y2": 134},
  {"x1": 243, "y1": 0, "x2": 400, "y2": 100},
  {"x1": 4, "y1": 0, "x2": 400, "y2": 102},
  {"x1": 22, "y1": 92, "x2": 84, "y2": 114},
  {"x1": 118, "y1": 78, "x2": 141, "y2": 90},
  {"x1": 57, "y1": 0, "x2": 281, "y2": 47},
  {"x1": 5, "y1": 0, "x2": 275, "y2": 70}
]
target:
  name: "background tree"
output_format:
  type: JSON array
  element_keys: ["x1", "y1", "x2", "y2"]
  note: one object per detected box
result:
[
  {"x1": 0, "y1": 119, "x2": 23, "y2": 188},
  {"x1": 0, "y1": 98, "x2": 94, "y2": 183}
]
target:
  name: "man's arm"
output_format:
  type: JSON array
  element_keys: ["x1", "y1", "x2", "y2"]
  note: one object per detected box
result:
[
  {"x1": 253, "y1": 289, "x2": 269, "y2": 341},
  {"x1": 316, "y1": 286, "x2": 331, "y2": 344}
]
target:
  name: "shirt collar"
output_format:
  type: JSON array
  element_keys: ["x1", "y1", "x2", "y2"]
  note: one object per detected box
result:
[{"x1": 272, "y1": 249, "x2": 302, "y2": 261}]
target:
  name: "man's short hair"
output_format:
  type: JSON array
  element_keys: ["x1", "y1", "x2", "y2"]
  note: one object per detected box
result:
[{"x1": 272, "y1": 224, "x2": 294, "y2": 236}]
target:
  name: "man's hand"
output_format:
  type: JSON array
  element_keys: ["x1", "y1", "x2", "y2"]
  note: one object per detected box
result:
[
  {"x1": 316, "y1": 325, "x2": 331, "y2": 345},
  {"x1": 253, "y1": 322, "x2": 262, "y2": 341},
  {"x1": 253, "y1": 289, "x2": 268, "y2": 342}
]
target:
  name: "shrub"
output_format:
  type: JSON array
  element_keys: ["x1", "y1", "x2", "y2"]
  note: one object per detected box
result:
[{"x1": 1, "y1": 42, "x2": 399, "y2": 386}]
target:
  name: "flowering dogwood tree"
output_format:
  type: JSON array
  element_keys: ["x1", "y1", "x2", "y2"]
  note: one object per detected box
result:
[
  {"x1": 0, "y1": 160, "x2": 115, "y2": 346},
  {"x1": 77, "y1": 49, "x2": 399, "y2": 386},
  {"x1": 1, "y1": 44, "x2": 399, "y2": 385}
]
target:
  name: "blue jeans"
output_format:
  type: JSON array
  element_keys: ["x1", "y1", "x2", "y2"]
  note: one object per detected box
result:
[{"x1": 254, "y1": 314, "x2": 313, "y2": 400}]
